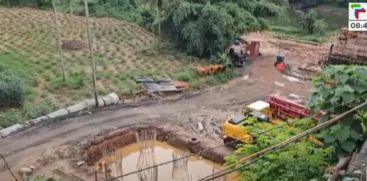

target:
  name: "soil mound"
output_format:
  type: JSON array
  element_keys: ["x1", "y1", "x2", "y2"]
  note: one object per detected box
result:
[{"x1": 61, "y1": 40, "x2": 86, "y2": 51}]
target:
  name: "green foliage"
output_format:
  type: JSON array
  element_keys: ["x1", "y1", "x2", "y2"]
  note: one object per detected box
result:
[
  {"x1": 308, "y1": 65, "x2": 367, "y2": 155},
  {"x1": 257, "y1": 18, "x2": 269, "y2": 30},
  {"x1": 301, "y1": 9, "x2": 318, "y2": 34},
  {"x1": 0, "y1": 69, "x2": 25, "y2": 109},
  {"x1": 0, "y1": 100, "x2": 58, "y2": 129},
  {"x1": 226, "y1": 118, "x2": 334, "y2": 180},
  {"x1": 213, "y1": 53, "x2": 231, "y2": 66}
]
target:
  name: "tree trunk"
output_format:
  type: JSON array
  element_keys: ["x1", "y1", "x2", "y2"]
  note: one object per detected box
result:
[
  {"x1": 69, "y1": 0, "x2": 75, "y2": 40},
  {"x1": 52, "y1": 0, "x2": 66, "y2": 82},
  {"x1": 83, "y1": 0, "x2": 99, "y2": 108},
  {"x1": 157, "y1": 2, "x2": 161, "y2": 48}
]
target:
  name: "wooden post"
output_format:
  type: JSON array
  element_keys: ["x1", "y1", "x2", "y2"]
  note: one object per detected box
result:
[
  {"x1": 69, "y1": 0, "x2": 75, "y2": 40},
  {"x1": 52, "y1": 0, "x2": 66, "y2": 82},
  {"x1": 83, "y1": 0, "x2": 99, "y2": 108},
  {"x1": 157, "y1": 3, "x2": 161, "y2": 48},
  {"x1": 94, "y1": 171, "x2": 98, "y2": 181},
  {"x1": 154, "y1": 165, "x2": 158, "y2": 181}
]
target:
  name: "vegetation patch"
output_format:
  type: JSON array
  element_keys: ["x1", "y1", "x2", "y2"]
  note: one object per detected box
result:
[
  {"x1": 226, "y1": 118, "x2": 334, "y2": 180},
  {"x1": 173, "y1": 68, "x2": 200, "y2": 89},
  {"x1": 50, "y1": 73, "x2": 88, "y2": 90},
  {"x1": 206, "y1": 68, "x2": 239, "y2": 86},
  {"x1": 174, "y1": 67, "x2": 240, "y2": 89}
]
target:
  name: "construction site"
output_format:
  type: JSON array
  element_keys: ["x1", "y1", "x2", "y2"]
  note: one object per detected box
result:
[{"x1": 1, "y1": 2, "x2": 367, "y2": 181}]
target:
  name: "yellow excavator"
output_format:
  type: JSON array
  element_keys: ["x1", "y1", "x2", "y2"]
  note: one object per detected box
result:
[{"x1": 223, "y1": 94, "x2": 324, "y2": 145}]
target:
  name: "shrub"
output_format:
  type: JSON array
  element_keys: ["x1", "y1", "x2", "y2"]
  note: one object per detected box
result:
[
  {"x1": 173, "y1": 67, "x2": 202, "y2": 89},
  {"x1": 0, "y1": 70, "x2": 25, "y2": 109},
  {"x1": 313, "y1": 19, "x2": 328, "y2": 35},
  {"x1": 173, "y1": 68, "x2": 198, "y2": 82}
]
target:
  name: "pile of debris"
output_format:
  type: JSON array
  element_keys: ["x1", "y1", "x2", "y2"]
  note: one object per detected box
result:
[
  {"x1": 197, "y1": 64, "x2": 225, "y2": 75},
  {"x1": 136, "y1": 78, "x2": 190, "y2": 95}
]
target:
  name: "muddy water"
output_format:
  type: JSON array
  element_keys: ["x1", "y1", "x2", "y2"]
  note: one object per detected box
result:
[{"x1": 97, "y1": 141, "x2": 240, "y2": 181}]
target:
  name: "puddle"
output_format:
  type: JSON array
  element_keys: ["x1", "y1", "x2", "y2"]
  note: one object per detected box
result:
[{"x1": 96, "y1": 141, "x2": 239, "y2": 181}]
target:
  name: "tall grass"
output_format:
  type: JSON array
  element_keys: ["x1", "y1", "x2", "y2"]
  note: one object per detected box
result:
[
  {"x1": 173, "y1": 67, "x2": 240, "y2": 89},
  {"x1": 207, "y1": 68, "x2": 240, "y2": 85}
]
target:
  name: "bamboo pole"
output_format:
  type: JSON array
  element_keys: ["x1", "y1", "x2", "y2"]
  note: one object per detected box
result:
[
  {"x1": 69, "y1": 0, "x2": 75, "y2": 40},
  {"x1": 52, "y1": 0, "x2": 66, "y2": 82},
  {"x1": 83, "y1": 0, "x2": 99, "y2": 108}
]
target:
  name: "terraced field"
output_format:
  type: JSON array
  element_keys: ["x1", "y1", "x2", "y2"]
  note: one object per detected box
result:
[
  {"x1": 0, "y1": 7, "x2": 191, "y2": 127},
  {"x1": 0, "y1": 8, "x2": 188, "y2": 103}
]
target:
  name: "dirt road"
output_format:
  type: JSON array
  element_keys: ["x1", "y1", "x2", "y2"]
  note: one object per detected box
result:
[{"x1": 0, "y1": 33, "x2": 325, "y2": 180}]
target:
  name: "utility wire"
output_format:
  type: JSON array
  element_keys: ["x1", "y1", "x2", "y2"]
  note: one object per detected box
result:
[
  {"x1": 201, "y1": 148, "x2": 279, "y2": 181},
  {"x1": 0, "y1": 154, "x2": 18, "y2": 181},
  {"x1": 108, "y1": 95, "x2": 367, "y2": 180},
  {"x1": 198, "y1": 101, "x2": 367, "y2": 181}
]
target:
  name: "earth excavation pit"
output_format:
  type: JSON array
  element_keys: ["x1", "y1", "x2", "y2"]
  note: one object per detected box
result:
[{"x1": 83, "y1": 124, "x2": 239, "y2": 181}]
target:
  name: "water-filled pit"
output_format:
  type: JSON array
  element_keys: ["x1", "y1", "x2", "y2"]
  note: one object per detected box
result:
[
  {"x1": 96, "y1": 141, "x2": 239, "y2": 181},
  {"x1": 85, "y1": 125, "x2": 237, "y2": 180}
]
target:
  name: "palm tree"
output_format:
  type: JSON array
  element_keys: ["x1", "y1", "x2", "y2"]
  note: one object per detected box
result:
[{"x1": 52, "y1": 0, "x2": 66, "y2": 82}]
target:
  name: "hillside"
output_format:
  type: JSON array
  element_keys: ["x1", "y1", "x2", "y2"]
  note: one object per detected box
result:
[{"x1": 0, "y1": 7, "x2": 187, "y2": 127}]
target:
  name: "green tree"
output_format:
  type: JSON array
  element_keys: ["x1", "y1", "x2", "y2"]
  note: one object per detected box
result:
[
  {"x1": 161, "y1": 1, "x2": 272, "y2": 57},
  {"x1": 308, "y1": 65, "x2": 367, "y2": 155}
]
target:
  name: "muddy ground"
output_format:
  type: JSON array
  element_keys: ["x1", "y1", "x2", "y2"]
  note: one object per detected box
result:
[{"x1": 0, "y1": 32, "x2": 329, "y2": 180}]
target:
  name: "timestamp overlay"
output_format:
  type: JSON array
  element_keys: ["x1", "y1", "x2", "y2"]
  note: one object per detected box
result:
[{"x1": 349, "y1": 3, "x2": 367, "y2": 31}]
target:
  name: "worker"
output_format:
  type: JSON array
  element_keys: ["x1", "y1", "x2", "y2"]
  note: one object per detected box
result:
[
  {"x1": 229, "y1": 39, "x2": 246, "y2": 67},
  {"x1": 275, "y1": 52, "x2": 286, "y2": 72}
]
